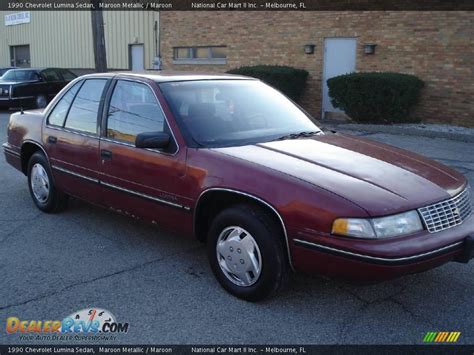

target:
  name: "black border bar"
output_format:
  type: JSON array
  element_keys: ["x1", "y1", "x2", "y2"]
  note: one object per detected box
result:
[
  {"x1": 1, "y1": 0, "x2": 474, "y2": 11},
  {"x1": 1, "y1": 345, "x2": 474, "y2": 354}
]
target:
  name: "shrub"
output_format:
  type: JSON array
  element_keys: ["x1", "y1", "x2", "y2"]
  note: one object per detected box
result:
[
  {"x1": 227, "y1": 65, "x2": 309, "y2": 102},
  {"x1": 327, "y1": 72, "x2": 424, "y2": 124}
]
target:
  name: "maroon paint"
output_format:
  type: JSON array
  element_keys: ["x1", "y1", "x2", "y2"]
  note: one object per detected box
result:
[{"x1": 3, "y1": 73, "x2": 473, "y2": 282}]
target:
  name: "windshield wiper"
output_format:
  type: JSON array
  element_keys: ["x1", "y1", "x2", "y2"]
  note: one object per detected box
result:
[{"x1": 272, "y1": 131, "x2": 322, "y2": 141}]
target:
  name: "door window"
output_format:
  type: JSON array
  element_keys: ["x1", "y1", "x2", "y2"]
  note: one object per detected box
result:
[
  {"x1": 47, "y1": 81, "x2": 82, "y2": 127},
  {"x1": 64, "y1": 79, "x2": 107, "y2": 134},
  {"x1": 106, "y1": 80, "x2": 164, "y2": 144}
]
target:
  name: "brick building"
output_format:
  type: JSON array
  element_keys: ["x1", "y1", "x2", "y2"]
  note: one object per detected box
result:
[{"x1": 159, "y1": 11, "x2": 474, "y2": 127}]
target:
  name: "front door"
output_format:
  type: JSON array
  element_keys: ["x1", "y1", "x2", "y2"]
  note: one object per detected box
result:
[
  {"x1": 322, "y1": 38, "x2": 357, "y2": 119},
  {"x1": 129, "y1": 44, "x2": 144, "y2": 71},
  {"x1": 45, "y1": 78, "x2": 108, "y2": 205},
  {"x1": 99, "y1": 79, "x2": 191, "y2": 234}
]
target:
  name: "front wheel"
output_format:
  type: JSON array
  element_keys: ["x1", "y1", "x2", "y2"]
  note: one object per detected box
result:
[
  {"x1": 207, "y1": 204, "x2": 290, "y2": 301},
  {"x1": 27, "y1": 152, "x2": 68, "y2": 213}
]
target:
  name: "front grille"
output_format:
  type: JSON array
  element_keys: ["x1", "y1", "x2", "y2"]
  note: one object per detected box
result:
[{"x1": 418, "y1": 186, "x2": 472, "y2": 233}]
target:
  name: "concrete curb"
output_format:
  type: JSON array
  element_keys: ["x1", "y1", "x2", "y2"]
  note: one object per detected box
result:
[{"x1": 322, "y1": 123, "x2": 474, "y2": 143}]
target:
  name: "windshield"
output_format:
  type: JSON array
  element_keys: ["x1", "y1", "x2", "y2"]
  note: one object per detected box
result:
[
  {"x1": 159, "y1": 80, "x2": 321, "y2": 148},
  {"x1": 0, "y1": 68, "x2": 12, "y2": 77},
  {"x1": 1, "y1": 69, "x2": 39, "y2": 81}
]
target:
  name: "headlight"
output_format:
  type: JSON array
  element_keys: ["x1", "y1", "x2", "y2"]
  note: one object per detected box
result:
[{"x1": 332, "y1": 210, "x2": 423, "y2": 239}]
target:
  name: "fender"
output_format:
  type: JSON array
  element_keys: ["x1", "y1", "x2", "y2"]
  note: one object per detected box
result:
[
  {"x1": 21, "y1": 139, "x2": 55, "y2": 184},
  {"x1": 195, "y1": 187, "x2": 295, "y2": 271}
]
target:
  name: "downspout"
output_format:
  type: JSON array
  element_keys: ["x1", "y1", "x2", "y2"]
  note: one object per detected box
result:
[{"x1": 153, "y1": 13, "x2": 162, "y2": 70}]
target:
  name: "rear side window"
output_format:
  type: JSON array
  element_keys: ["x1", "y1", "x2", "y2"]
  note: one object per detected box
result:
[
  {"x1": 59, "y1": 69, "x2": 77, "y2": 81},
  {"x1": 64, "y1": 79, "x2": 107, "y2": 134},
  {"x1": 47, "y1": 81, "x2": 82, "y2": 127},
  {"x1": 42, "y1": 69, "x2": 61, "y2": 82},
  {"x1": 106, "y1": 80, "x2": 165, "y2": 143}
]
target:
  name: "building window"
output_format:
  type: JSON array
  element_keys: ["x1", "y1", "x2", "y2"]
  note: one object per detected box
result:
[
  {"x1": 173, "y1": 46, "x2": 227, "y2": 65},
  {"x1": 10, "y1": 45, "x2": 30, "y2": 68}
]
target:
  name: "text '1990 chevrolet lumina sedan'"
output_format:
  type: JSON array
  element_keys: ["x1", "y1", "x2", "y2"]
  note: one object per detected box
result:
[{"x1": 3, "y1": 72, "x2": 473, "y2": 301}]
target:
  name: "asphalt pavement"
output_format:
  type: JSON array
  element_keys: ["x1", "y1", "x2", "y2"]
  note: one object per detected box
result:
[{"x1": 0, "y1": 110, "x2": 473, "y2": 345}]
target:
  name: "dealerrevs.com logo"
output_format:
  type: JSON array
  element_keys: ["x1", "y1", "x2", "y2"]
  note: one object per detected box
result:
[{"x1": 6, "y1": 308, "x2": 129, "y2": 341}]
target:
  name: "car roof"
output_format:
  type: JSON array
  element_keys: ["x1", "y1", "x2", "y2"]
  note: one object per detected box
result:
[
  {"x1": 5, "y1": 67, "x2": 68, "y2": 71},
  {"x1": 5, "y1": 68, "x2": 42, "y2": 72},
  {"x1": 81, "y1": 71, "x2": 255, "y2": 83}
]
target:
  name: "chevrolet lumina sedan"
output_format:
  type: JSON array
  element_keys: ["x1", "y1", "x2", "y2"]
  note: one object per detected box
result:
[{"x1": 3, "y1": 73, "x2": 473, "y2": 301}]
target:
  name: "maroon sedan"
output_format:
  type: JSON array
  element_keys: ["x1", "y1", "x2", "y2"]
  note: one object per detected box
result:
[{"x1": 3, "y1": 73, "x2": 473, "y2": 301}]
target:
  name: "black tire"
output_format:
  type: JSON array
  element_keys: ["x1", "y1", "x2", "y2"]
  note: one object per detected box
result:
[
  {"x1": 35, "y1": 94, "x2": 47, "y2": 109},
  {"x1": 207, "y1": 204, "x2": 290, "y2": 301},
  {"x1": 27, "y1": 151, "x2": 68, "y2": 213}
]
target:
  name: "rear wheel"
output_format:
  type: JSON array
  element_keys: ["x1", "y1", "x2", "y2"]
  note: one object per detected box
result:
[
  {"x1": 27, "y1": 152, "x2": 68, "y2": 212},
  {"x1": 35, "y1": 94, "x2": 47, "y2": 109},
  {"x1": 207, "y1": 204, "x2": 289, "y2": 301}
]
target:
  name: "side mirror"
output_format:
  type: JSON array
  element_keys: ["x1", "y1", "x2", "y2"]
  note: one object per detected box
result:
[{"x1": 135, "y1": 132, "x2": 170, "y2": 149}]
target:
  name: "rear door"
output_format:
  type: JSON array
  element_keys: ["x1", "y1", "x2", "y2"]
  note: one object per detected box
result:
[
  {"x1": 45, "y1": 78, "x2": 109, "y2": 204},
  {"x1": 99, "y1": 78, "x2": 191, "y2": 233}
]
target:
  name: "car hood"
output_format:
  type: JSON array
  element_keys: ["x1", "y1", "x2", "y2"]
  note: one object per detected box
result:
[{"x1": 213, "y1": 134, "x2": 467, "y2": 216}]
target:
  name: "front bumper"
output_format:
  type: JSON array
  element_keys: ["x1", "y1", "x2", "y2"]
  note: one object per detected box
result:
[
  {"x1": 291, "y1": 214, "x2": 474, "y2": 281},
  {"x1": 3, "y1": 142, "x2": 22, "y2": 172}
]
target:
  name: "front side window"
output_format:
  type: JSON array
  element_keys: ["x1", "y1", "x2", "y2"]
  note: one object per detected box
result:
[
  {"x1": 106, "y1": 80, "x2": 165, "y2": 144},
  {"x1": 64, "y1": 79, "x2": 107, "y2": 134},
  {"x1": 47, "y1": 81, "x2": 82, "y2": 127},
  {"x1": 159, "y1": 80, "x2": 320, "y2": 148}
]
